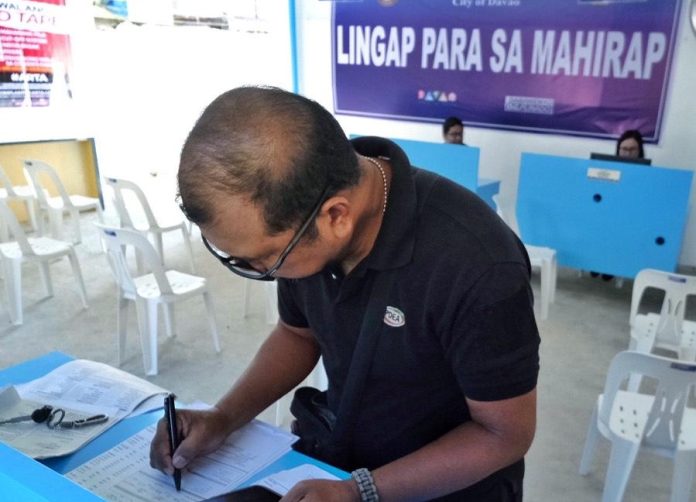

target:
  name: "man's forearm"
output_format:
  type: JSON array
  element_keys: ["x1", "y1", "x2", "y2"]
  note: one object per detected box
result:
[
  {"x1": 372, "y1": 390, "x2": 537, "y2": 502},
  {"x1": 214, "y1": 323, "x2": 320, "y2": 431}
]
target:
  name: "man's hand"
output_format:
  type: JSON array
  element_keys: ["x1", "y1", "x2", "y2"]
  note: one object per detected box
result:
[
  {"x1": 149, "y1": 406, "x2": 233, "y2": 474},
  {"x1": 281, "y1": 479, "x2": 360, "y2": 502}
]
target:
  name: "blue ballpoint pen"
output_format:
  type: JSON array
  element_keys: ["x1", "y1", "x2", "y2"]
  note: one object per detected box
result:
[{"x1": 164, "y1": 394, "x2": 182, "y2": 491}]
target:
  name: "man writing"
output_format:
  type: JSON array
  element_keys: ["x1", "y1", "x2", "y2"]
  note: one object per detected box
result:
[{"x1": 150, "y1": 86, "x2": 539, "y2": 501}]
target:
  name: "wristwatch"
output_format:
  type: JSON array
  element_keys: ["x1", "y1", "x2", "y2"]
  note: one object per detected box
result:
[{"x1": 351, "y1": 468, "x2": 380, "y2": 502}]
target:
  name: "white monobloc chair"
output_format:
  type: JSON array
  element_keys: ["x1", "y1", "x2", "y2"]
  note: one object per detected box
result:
[
  {"x1": 244, "y1": 280, "x2": 280, "y2": 325},
  {"x1": 96, "y1": 224, "x2": 220, "y2": 376},
  {"x1": 493, "y1": 194, "x2": 557, "y2": 320},
  {"x1": 629, "y1": 269, "x2": 696, "y2": 362},
  {"x1": 23, "y1": 159, "x2": 103, "y2": 244},
  {"x1": 104, "y1": 177, "x2": 195, "y2": 273},
  {"x1": 0, "y1": 165, "x2": 39, "y2": 237},
  {"x1": 579, "y1": 351, "x2": 696, "y2": 502},
  {"x1": 0, "y1": 200, "x2": 87, "y2": 325}
]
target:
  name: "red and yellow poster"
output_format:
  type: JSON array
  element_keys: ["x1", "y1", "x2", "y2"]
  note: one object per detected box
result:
[{"x1": 0, "y1": 0, "x2": 73, "y2": 107}]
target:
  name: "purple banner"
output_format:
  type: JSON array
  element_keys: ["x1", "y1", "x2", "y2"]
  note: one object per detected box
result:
[{"x1": 332, "y1": 0, "x2": 682, "y2": 141}]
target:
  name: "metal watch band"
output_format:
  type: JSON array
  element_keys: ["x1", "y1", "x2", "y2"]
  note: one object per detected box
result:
[{"x1": 351, "y1": 468, "x2": 380, "y2": 502}]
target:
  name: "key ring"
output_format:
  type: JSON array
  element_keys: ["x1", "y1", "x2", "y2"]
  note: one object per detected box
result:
[{"x1": 46, "y1": 408, "x2": 66, "y2": 429}]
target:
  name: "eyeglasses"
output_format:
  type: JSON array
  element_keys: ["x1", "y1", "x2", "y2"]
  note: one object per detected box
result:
[{"x1": 202, "y1": 186, "x2": 330, "y2": 281}]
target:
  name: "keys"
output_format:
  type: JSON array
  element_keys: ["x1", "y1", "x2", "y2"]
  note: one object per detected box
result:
[
  {"x1": 0, "y1": 406, "x2": 108, "y2": 429},
  {"x1": 0, "y1": 405, "x2": 54, "y2": 425},
  {"x1": 49, "y1": 413, "x2": 109, "y2": 429}
]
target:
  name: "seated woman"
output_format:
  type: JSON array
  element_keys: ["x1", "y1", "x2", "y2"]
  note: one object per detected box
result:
[
  {"x1": 615, "y1": 129, "x2": 645, "y2": 159},
  {"x1": 592, "y1": 129, "x2": 646, "y2": 281}
]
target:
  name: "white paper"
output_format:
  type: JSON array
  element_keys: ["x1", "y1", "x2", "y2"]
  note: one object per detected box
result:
[
  {"x1": 0, "y1": 359, "x2": 169, "y2": 459},
  {"x1": 256, "y1": 464, "x2": 340, "y2": 495},
  {"x1": 0, "y1": 386, "x2": 120, "y2": 460},
  {"x1": 66, "y1": 420, "x2": 298, "y2": 501}
]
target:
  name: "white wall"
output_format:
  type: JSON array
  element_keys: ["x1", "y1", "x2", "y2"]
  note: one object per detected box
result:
[{"x1": 295, "y1": 0, "x2": 696, "y2": 269}]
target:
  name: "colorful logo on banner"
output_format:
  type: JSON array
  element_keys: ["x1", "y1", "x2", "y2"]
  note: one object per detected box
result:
[
  {"x1": 332, "y1": 0, "x2": 681, "y2": 141},
  {"x1": 0, "y1": 0, "x2": 74, "y2": 108}
]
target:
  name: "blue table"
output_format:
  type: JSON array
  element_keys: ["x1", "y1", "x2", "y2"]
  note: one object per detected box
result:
[{"x1": 0, "y1": 352, "x2": 347, "y2": 500}]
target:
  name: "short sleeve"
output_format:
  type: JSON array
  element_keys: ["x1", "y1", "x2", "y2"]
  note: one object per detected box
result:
[
  {"x1": 441, "y1": 263, "x2": 540, "y2": 402},
  {"x1": 277, "y1": 278, "x2": 310, "y2": 328}
]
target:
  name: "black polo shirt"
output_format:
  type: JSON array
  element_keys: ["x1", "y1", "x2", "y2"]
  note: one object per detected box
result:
[{"x1": 278, "y1": 137, "x2": 540, "y2": 498}]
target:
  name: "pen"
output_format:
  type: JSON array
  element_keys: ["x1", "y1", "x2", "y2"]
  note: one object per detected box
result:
[{"x1": 164, "y1": 393, "x2": 182, "y2": 491}]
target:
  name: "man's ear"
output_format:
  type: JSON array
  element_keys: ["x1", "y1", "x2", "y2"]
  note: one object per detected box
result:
[{"x1": 320, "y1": 196, "x2": 353, "y2": 240}]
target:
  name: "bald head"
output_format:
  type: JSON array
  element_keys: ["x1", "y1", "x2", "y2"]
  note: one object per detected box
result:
[{"x1": 178, "y1": 86, "x2": 359, "y2": 235}]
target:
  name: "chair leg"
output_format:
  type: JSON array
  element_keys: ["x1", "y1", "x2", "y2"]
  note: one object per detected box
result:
[
  {"x1": 117, "y1": 295, "x2": 129, "y2": 367},
  {"x1": 265, "y1": 282, "x2": 279, "y2": 325},
  {"x1": 182, "y1": 226, "x2": 196, "y2": 274},
  {"x1": 3, "y1": 257, "x2": 22, "y2": 325},
  {"x1": 38, "y1": 261, "x2": 53, "y2": 297},
  {"x1": 539, "y1": 259, "x2": 550, "y2": 320},
  {"x1": 135, "y1": 298, "x2": 158, "y2": 376},
  {"x1": 203, "y1": 291, "x2": 221, "y2": 353},
  {"x1": 25, "y1": 199, "x2": 38, "y2": 233},
  {"x1": 579, "y1": 405, "x2": 599, "y2": 475},
  {"x1": 0, "y1": 218, "x2": 8, "y2": 242},
  {"x1": 670, "y1": 451, "x2": 696, "y2": 502},
  {"x1": 154, "y1": 232, "x2": 164, "y2": 267},
  {"x1": 70, "y1": 208, "x2": 81, "y2": 244},
  {"x1": 243, "y1": 280, "x2": 252, "y2": 318},
  {"x1": 601, "y1": 438, "x2": 640, "y2": 502},
  {"x1": 67, "y1": 249, "x2": 88, "y2": 308},
  {"x1": 48, "y1": 208, "x2": 63, "y2": 240},
  {"x1": 549, "y1": 254, "x2": 557, "y2": 303},
  {"x1": 163, "y1": 303, "x2": 175, "y2": 338}
]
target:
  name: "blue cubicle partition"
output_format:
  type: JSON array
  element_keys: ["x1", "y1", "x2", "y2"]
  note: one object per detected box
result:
[
  {"x1": 350, "y1": 135, "x2": 497, "y2": 207},
  {"x1": 517, "y1": 153, "x2": 693, "y2": 279},
  {"x1": 388, "y1": 137, "x2": 480, "y2": 192}
]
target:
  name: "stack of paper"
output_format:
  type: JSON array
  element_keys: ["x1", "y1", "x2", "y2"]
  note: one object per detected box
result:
[
  {"x1": 66, "y1": 420, "x2": 302, "y2": 501},
  {"x1": 0, "y1": 359, "x2": 168, "y2": 459}
]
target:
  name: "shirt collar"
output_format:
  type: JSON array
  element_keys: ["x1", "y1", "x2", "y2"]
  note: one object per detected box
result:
[{"x1": 350, "y1": 136, "x2": 417, "y2": 273}]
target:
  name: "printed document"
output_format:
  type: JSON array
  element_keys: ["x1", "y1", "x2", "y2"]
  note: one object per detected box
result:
[
  {"x1": 66, "y1": 420, "x2": 300, "y2": 501},
  {"x1": 0, "y1": 359, "x2": 168, "y2": 459}
]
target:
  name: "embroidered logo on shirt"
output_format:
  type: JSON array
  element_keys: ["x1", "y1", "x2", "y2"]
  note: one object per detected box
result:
[{"x1": 384, "y1": 306, "x2": 405, "y2": 327}]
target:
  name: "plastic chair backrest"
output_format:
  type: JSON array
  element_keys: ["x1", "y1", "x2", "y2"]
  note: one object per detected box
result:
[
  {"x1": 0, "y1": 165, "x2": 19, "y2": 197},
  {"x1": 600, "y1": 351, "x2": 696, "y2": 450},
  {"x1": 630, "y1": 269, "x2": 696, "y2": 346},
  {"x1": 0, "y1": 200, "x2": 35, "y2": 254},
  {"x1": 95, "y1": 224, "x2": 173, "y2": 296},
  {"x1": 23, "y1": 160, "x2": 72, "y2": 208},
  {"x1": 104, "y1": 177, "x2": 158, "y2": 231}
]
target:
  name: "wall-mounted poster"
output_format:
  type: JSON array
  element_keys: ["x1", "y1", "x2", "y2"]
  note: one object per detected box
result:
[
  {"x1": 332, "y1": 0, "x2": 682, "y2": 141},
  {"x1": 0, "y1": 0, "x2": 73, "y2": 108}
]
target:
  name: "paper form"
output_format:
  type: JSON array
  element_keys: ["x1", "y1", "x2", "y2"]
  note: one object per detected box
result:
[
  {"x1": 0, "y1": 359, "x2": 168, "y2": 459},
  {"x1": 66, "y1": 421, "x2": 298, "y2": 501},
  {"x1": 256, "y1": 464, "x2": 340, "y2": 495}
]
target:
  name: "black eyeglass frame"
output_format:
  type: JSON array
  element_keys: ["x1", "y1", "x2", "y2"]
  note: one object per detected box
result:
[{"x1": 201, "y1": 186, "x2": 331, "y2": 281}]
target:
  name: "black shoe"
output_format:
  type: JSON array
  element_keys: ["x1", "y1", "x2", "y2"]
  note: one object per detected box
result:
[
  {"x1": 590, "y1": 271, "x2": 599, "y2": 278},
  {"x1": 601, "y1": 274, "x2": 614, "y2": 281}
]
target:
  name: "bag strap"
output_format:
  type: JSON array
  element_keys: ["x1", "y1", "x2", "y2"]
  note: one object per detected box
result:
[{"x1": 329, "y1": 267, "x2": 397, "y2": 443}]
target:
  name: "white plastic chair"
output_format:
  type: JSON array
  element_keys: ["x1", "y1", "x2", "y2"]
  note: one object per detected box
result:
[
  {"x1": 0, "y1": 165, "x2": 39, "y2": 237},
  {"x1": 579, "y1": 351, "x2": 696, "y2": 502},
  {"x1": 104, "y1": 177, "x2": 195, "y2": 273},
  {"x1": 244, "y1": 280, "x2": 280, "y2": 325},
  {"x1": 493, "y1": 194, "x2": 557, "y2": 320},
  {"x1": 0, "y1": 200, "x2": 88, "y2": 325},
  {"x1": 23, "y1": 159, "x2": 103, "y2": 244},
  {"x1": 629, "y1": 269, "x2": 696, "y2": 362},
  {"x1": 96, "y1": 224, "x2": 220, "y2": 376}
]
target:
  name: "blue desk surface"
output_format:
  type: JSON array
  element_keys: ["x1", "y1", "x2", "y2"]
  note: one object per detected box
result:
[{"x1": 1, "y1": 352, "x2": 347, "y2": 500}]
